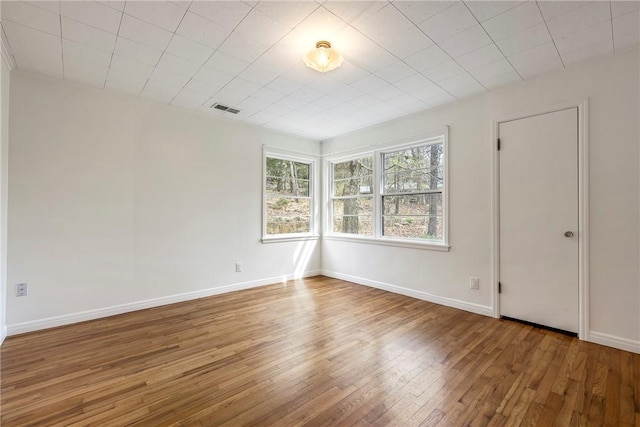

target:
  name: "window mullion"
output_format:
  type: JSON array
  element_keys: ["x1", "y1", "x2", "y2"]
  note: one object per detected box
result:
[
  {"x1": 331, "y1": 195, "x2": 373, "y2": 200},
  {"x1": 381, "y1": 189, "x2": 443, "y2": 197},
  {"x1": 373, "y1": 151, "x2": 383, "y2": 239}
]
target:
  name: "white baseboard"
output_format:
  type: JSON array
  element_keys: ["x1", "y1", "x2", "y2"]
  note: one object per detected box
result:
[
  {"x1": 0, "y1": 325, "x2": 6, "y2": 345},
  {"x1": 321, "y1": 269, "x2": 493, "y2": 317},
  {"x1": 589, "y1": 331, "x2": 640, "y2": 354},
  {"x1": 7, "y1": 270, "x2": 321, "y2": 336},
  {"x1": 8, "y1": 270, "x2": 638, "y2": 355},
  {"x1": 322, "y1": 271, "x2": 640, "y2": 354}
]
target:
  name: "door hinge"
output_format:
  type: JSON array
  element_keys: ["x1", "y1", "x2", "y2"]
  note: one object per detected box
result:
[
  {"x1": 498, "y1": 282, "x2": 502, "y2": 294},
  {"x1": 497, "y1": 138, "x2": 501, "y2": 151}
]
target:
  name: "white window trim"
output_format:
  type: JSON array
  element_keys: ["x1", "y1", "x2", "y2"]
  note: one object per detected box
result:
[
  {"x1": 262, "y1": 147, "x2": 320, "y2": 243},
  {"x1": 324, "y1": 128, "x2": 450, "y2": 251}
]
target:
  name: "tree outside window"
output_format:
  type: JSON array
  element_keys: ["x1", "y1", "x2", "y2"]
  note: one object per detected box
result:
[
  {"x1": 382, "y1": 143, "x2": 444, "y2": 241},
  {"x1": 328, "y1": 131, "x2": 447, "y2": 246},
  {"x1": 331, "y1": 155, "x2": 374, "y2": 236},
  {"x1": 265, "y1": 157, "x2": 311, "y2": 235}
]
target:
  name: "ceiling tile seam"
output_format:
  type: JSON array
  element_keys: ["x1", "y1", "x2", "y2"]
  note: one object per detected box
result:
[
  {"x1": 319, "y1": 4, "x2": 404, "y2": 85},
  {"x1": 59, "y1": 13, "x2": 64, "y2": 81},
  {"x1": 14, "y1": 0, "x2": 57, "y2": 15},
  {"x1": 449, "y1": 1, "x2": 509, "y2": 92},
  {"x1": 462, "y1": 3, "x2": 525, "y2": 82},
  {"x1": 122, "y1": 4, "x2": 181, "y2": 33},
  {"x1": 385, "y1": 1, "x2": 473, "y2": 101},
  {"x1": 186, "y1": 3, "x2": 237, "y2": 29},
  {"x1": 141, "y1": 4, "x2": 193, "y2": 101},
  {"x1": 462, "y1": 0, "x2": 522, "y2": 24},
  {"x1": 199, "y1": 3, "x2": 323, "y2": 113},
  {"x1": 609, "y1": 1, "x2": 616, "y2": 53},
  {"x1": 536, "y1": 1, "x2": 616, "y2": 59},
  {"x1": 60, "y1": 14, "x2": 119, "y2": 37},
  {"x1": 555, "y1": 19, "x2": 616, "y2": 58},
  {"x1": 97, "y1": 1, "x2": 121, "y2": 13},
  {"x1": 3, "y1": 17, "x2": 118, "y2": 75},
  {"x1": 104, "y1": 5, "x2": 126, "y2": 91},
  {"x1": 462, "y1": 0, "x2": 528, "y2": 83},
  {"x1": 1, "y1": 26, "x2": 17, "y2": 70},
  {"x1": 59, "y1": 6, "x2": 121, "y2": 36},
  {"x1": 175, "y1": 1, "x2": 268, "y2": 109},
  {"x1": 119, "y1": 10, "x2": 179, "y2": 49},
  {"x1": 535, "y1": 0, "x2": 566, "y2": 69},
  {"x1": 1, "y1": 15, "x2": 61, "y2": 39}
]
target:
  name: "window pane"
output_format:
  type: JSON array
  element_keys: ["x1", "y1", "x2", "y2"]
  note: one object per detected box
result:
[
  {"x1": 333, "y1": 156, "x2": 374, "y2": 180},
  {"x1": 383, "y1": 193, "x2": 442, "y2": 240},
  {"x1": 266, "y1": 157, "x2": 288, "y2": 173},
  {"x1": 267, "y1": 216, "x2": 311, "y2": 234},
  {"x1": 266, "y1": 177, "x2": 310, "y2": 197},
  {"x1": 382, "y1": 143, "x2": 443, "y2": 194},
  {"x1": 266, "y1": 158, "x2": 310, "y2": 197},
  {"x1": 294, "y1": 162, "x2": 310, "y2": 180},
  {"x1": 296, "y1": 179, "x2": 310, "y2": 196},
  {"x1": 382, "y1": 193, "x2": 442, "y2": 216},
  {"x1": 333, "y1": 198, "x2": 373, "y2": 216},
  {"x1": 266, "y1": 196, "x2": 310, "y2": 234},
  {"x1": 382, "y1": 216, "x2": 442, "y2": 240},
  {"x1": 333, "y1": 175, "x2": 373, "y2": 196},
  {"x1": 333, "y1": 215, "x2": 373, "y2": 235},
  {"x1": 383, "y1": 166, "x2": 443, "y2": 193}
]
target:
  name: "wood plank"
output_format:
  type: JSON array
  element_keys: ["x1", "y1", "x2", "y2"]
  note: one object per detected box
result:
[{"x1": 1, "y1": 276, "x2": 637, "y2": 426}]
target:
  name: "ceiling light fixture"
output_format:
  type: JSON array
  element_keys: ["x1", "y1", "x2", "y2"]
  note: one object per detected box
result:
[{"x1": 303, "y1": 41, "x2": 343, "y2": 73}]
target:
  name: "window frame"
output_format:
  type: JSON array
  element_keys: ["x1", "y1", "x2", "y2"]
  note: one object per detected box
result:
[
  {"x1": 262, "y1": 147, "x2": 319, "y2": 243},
  {"x1": 325, "y1": 128, "x2": 449, "y2": 251}
]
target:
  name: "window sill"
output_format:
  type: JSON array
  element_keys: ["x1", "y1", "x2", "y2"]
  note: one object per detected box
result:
[
  {"x1": 262, "y1": 235, "x2": 320, "y2": 244},
  {"x1": 323, "y1": 234, "x2": 450, "y2": 252}
]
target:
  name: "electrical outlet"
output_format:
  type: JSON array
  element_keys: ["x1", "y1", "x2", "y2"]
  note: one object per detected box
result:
[
  {"x1": 16, "y1": 283, "x2": 28, "y2": 297},
  {"x1": 235, "y1": 262, "x2": 242, "y2": 273},
  {"x1": 470, "y1": 277, "x2": 479, "y2": 290}
]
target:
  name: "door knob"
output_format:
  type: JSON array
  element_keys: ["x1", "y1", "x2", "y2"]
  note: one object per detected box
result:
[{"x1": 564, "y1": 231, "x2": 574, "y2": 237}]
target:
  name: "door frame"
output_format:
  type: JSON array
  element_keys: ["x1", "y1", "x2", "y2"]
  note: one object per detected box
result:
[{"x1": 491, "y1": 99, "x2": 590, "y2": 340}]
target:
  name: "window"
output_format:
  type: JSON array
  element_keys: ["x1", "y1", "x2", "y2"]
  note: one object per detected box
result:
[
  {"x1": 331, "y1": 155, "x2": 374, "y2": 235},
  {"x1": 327, "y1": 129, "x2": 448, "y2": 249},
  {"x1": 263, "y1": 151, "x2": 316, "y2": 241},
  {"x1": 382, "y1": 143, "x2": 444, "y2": 241}
]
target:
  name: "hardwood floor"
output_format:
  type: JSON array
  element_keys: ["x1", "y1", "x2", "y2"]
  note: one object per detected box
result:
[{"x1": 1, "y1": 276, "x2": 638, "y2": 426}]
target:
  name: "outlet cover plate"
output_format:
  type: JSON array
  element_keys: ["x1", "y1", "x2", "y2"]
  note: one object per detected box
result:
[{"x1": 16, "y1": 283, "x2": 28, "y2": 297}]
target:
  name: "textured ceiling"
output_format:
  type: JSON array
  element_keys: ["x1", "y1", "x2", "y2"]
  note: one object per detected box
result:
[{"x1": 1, "y1": 1, "x2": 638, "y2": 140}]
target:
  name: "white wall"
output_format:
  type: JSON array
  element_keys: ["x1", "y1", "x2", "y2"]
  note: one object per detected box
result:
[
  {"x1": 6, "y1": 72, "x2": 321, "y2": 332},
  {"x1": 0, "y1": 53, "x2": 9, "y2": 343},
  {"x1": 322, "y1": 50, "x2": 640, "y2": 351}
]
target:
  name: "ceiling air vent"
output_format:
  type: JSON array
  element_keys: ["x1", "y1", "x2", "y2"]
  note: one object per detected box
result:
[{"x1": 211, "y1": 103, "x2": 240, "y2": 114}]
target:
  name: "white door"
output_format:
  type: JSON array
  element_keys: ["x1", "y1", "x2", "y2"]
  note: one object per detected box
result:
[{"x1": 499, "y1": 108, "x2": 579, "y2": 333}]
